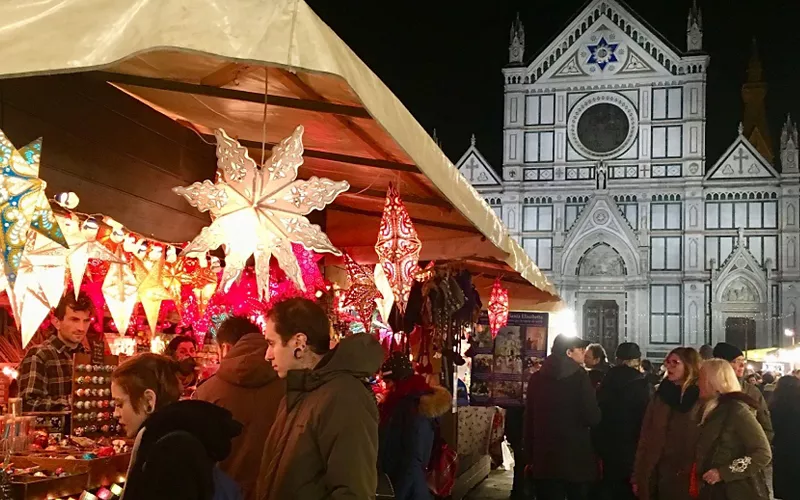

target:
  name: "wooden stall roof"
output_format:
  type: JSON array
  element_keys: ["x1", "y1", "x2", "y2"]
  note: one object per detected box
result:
[{"x1": 0, "y1": 0, "x2": 561, "y2": 307}]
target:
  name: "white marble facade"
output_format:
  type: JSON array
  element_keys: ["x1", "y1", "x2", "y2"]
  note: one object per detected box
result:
[{"x1": 458, "y1": 0, "x2": 800, "y2": 359}]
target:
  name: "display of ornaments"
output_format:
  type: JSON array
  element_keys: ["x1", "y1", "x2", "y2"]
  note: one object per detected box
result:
[{"x1": 71, "y1": 354, "x2": 120, "y2": 438}]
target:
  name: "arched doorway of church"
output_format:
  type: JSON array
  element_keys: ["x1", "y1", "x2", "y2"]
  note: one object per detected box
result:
[{"x1": 583, "y1": 300, "x2": 619, "y2": 356}]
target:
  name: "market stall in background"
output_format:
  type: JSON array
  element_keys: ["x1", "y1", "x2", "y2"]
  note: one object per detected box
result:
[{"x1": 0, "y1": 0, "x2": 563, "y2": 498}]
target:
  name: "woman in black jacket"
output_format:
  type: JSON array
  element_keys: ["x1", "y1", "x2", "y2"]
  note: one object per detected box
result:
[
  {"x1": 111, "y1": 353, "x2": 242, "y2": 500},
  {"x1": 771, "y1": 375, "x2": 800, "y2": 500}
]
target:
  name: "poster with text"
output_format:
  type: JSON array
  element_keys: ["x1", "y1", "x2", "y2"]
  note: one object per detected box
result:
[{"x1": 469, "y1": 311, "x2": 548, "y2": 407}]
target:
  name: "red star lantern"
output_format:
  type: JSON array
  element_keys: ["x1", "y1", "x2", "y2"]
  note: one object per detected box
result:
[
  {"x1": 374, "y1": 183, "x2": 421, "y2": 313},
  {"x1": 342, "y1": 253, "x2": 380, "y2": 328},
  {"x1": 488, "y1": 278, "x2": 509, "y2": 338}
]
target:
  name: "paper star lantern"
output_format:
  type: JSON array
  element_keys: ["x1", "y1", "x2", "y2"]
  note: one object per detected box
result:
[
  {"x1": 174, "y1": 126, "x2": 349, "y2": 299},
  {"x1": 374, "y1": 183, "x2": 421, "y2": 313},
  {"x1": 179, "y1": 260, "x2": 218, "y2": 317},
  {"x1": 161, "y1": 257, "x2": 189, "y2": 307},
  {"x1": 0, "y1": 130, "x2": 67, "y2": 283},
  {"x1": 488, "y1": 278, "x2": 509, "y2": 338},
  {"x1": 374, "y1": 263, "x2": 394, "y2": 323},
  {"x1": 6, "y1": 231, "x2": 68, "y2": 346},
  {"x1": 342, "y1": 253, "x2": 380, "y2": 328},
  {"x1": 133, "y1": 257, "x2": 173, "y2": 335},
  {"x1": 58, "y1": 214, "x2": 123, "y2": 298},
  {"x1": 102, "y1": 248, "x2": 138, "y2": 335}
]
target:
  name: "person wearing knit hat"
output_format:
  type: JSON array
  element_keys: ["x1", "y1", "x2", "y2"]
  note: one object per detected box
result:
[
  {"x1": 378, "y1": 351, "x2": 451, "y2": 500},
  {"x1": 712, "y1": 342, "x2": 774, "y2": 442}
]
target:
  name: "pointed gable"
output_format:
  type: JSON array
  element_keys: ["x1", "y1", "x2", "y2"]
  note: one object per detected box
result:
[
  {"x1": 525, "y1": 0, "x2": 690, "y2": 84},
  {"x1": 456, "y1": 137, "x2": 501, "y2": 186},
  {"x1": 562, "y1": 194, "x2": 639, "y2": 254},
  {"x1": 706, "y1": 131, "x2": 778, "y2": 180},
  {"x1": 712, "y1": 232, "x2": 768, "y2": 303}
]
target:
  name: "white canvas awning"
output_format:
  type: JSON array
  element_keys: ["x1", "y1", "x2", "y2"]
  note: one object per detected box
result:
[{"x1": 0, "y1": 0, "x2": 561, "y2": 309}]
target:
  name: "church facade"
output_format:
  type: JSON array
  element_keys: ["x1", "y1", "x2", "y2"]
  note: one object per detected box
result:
[{"x1": 457, "y1": 0, "x2": 800, "y2": 359}]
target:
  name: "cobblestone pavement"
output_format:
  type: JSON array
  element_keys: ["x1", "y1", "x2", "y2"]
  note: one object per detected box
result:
[{"x1": 465, "y1": 469, "x2": 513, "y2": 500}]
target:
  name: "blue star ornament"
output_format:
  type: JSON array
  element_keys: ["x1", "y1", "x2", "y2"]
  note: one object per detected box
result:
[{"x1": 587, "y1": 37, "x2": 619, "y2": 70}]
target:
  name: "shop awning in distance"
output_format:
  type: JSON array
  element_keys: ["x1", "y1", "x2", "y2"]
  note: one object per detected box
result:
[{"x1": 0, "y1": 0, "x2": 561, "y2": 308}]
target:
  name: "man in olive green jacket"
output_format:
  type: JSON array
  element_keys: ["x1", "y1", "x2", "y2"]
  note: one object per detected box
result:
[{"x1": 713, "y1": 343, "x2": 774, "y2": 442}]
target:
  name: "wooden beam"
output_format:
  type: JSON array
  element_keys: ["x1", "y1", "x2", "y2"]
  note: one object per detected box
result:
[
  {"x1": 91, "y1": 71, "x2": 372, "y2": 118},
  {"x1": 339, "y1": 188, "x2": 451, "y2": 209},
  {"x1": 330, "y1": 204, "x2": 480, "y2": 234},
  {"x1": 200, "y1": 63, "x2": 254, "y2": 87}
]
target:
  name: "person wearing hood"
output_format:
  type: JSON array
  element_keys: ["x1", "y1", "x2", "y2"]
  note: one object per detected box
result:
[
  {"x1": 594, "y1": 343, "x2": 652, "y2": 500},
  {"x1": 524, "y1": 334, "x2": 600, "y2": 500},
  {"x1": 378, "y1": 351, "x2": 451, "y2": 500},
  {"x1": 258, "y1": 297, "x2": 384, "y2": 500},
  {"x1": 694, "y1": 359, "x2": 771, "y2": 500},
  {"x1": 712, "y1": 342, "x2": 774, "y2": 442},
  {"x1": 111, "y1": 353, "x2": 243, "y2": 500},
  {"x1": 633, "y1": 347, "x2": 702, "y2": 500},
  {"x1": 195, "y1": 316, "x2": 285, "y2": 500}
]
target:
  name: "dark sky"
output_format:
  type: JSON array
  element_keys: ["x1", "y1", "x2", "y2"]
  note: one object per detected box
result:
[{"x1": 306, "y1": 0, "x2": 800, "y2": 172}]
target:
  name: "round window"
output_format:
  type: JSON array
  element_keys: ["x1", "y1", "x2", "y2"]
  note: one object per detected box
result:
[{"x1": 576, "y1": 103, "x2": 630, "y2": 154}]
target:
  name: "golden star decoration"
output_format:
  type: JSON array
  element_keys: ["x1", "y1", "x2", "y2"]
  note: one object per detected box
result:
[
  {"x1": 342, "y1": 253, "x2": 380, "y2": 328},
  {"x1": 161, "y1": 257, "x2": 188, "y2": 306},
  {"x1": 5, "y1": 231, "x2": 69, "y2": 347},
  {"x1": 0, "y1": 130, "x2": 67, "y2": 284},
  {"x1": 102, "y1": 247, "x2": 138, "y2": 335},
  {"x1": 173, "y1": 126, "x2": 349, "y2": 299},
  {"x1": 57, "y1": 214, "x2": 124, "y2": 298},
  {"x1": 179, "y1": 263, "x2": 218, "y2": 317},
  {"x1": 132, "y1": 257, "x2": 173, "y2": 335}
]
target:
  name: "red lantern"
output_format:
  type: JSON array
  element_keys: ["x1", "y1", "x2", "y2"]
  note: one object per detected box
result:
[{"x1": 488, "y1": 278, "x2": 509, "y2": 338}]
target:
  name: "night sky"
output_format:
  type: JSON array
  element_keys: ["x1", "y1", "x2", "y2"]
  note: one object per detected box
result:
[{"x1": 306, "y1": 0, "x2": 800, "y2": 172}]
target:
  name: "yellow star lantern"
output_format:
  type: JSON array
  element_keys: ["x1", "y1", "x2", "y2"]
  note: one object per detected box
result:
[
  {"x1": 174, "y1": 126, "x2": 349, "y2": 299},
  {"x1": 0, "y1": 130, "x2": 68, "y2": 284},
  {"x1": 6, "y1": 231, "x2": 68, "y2": 347},
  {"x1": 57, "y1": 214, "x2": 123, "y2": 298},
  {"x1": 102, "y1": 247, "x2": 138, "y2": 335},
  {"x1": 133, "y1": 257, "x2": 173, "y2": 335},
  {"x1": 179, "y1": 263, "x2": 218, "y2": 317}
]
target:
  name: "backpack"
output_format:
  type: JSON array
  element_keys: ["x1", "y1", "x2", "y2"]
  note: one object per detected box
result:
[{"x1": 212, "y1": 466, "x2": 243, "y2": 500}]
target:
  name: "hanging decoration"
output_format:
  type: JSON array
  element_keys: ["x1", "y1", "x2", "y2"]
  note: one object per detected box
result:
[
  {"x1": 58, "y1": 213, "x2": 123, "y2": 298},
  {"x1": 102, "y1": 248, "x2": 138, "y2": 335},
  {"x1": 0, "y1": 131, "x2": 67, "y2": 284},
  {"x1": 173, "y1": 126, "x2": 349, "y2": 298},
  {"x1": 342, "y1": 253, "x2": 380, "y2": 328},
  {"x1": 488, "y1": 278, "x2": 509, "y2": 338},
  {"x1": 374, "y1": 263, "x2": 394, "y2": 323},
  {"x1": 132, "y1": 257, "x2": 173, "y2": 335},
  {"x1": 374, "y1": 183, "x2": 422, "y2": 313}
]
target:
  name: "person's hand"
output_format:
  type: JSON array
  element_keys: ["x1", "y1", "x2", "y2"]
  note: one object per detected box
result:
[{"x1": 702, "y1": 469, "x2": 722, "y2": 485}]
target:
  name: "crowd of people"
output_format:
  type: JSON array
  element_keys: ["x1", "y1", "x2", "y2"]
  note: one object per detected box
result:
[{"x1": 513, "y1": 335, "x2": 800, "y2": 500}]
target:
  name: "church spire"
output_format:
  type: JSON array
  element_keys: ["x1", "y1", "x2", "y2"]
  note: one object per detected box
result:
[
  {"x1": 686, "y1": 0, "x2": 703, "y2": 51},
  {"x1": 741, "y1": 38, "x2": 773, "y2": 163},
  {"x1": 781, "y1": 114, "x2": 799, "y2": 173},
  {"x1": 509, "y1": 13, "x2": 525, "y2": 65}
]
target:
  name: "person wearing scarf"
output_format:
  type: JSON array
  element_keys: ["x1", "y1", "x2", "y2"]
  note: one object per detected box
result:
[{"x1": 378, "y1": 352, "x2": 451, "y2": 500}]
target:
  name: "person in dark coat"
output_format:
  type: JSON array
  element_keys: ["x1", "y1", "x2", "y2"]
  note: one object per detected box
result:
[
  {"x1": 594, "y1": 343, "x2": 652, "y2": 500},
  {"x1": 112, "y1": 353, "x2": 242, "y2": 500},
  {"x1": 585, "y1": 343, "x2": 610, "y2": 389},
  {"x1": 378, "y1": 352, "x2": 451, "y2": 500},
  {"x1": 770, "y1": 375, "x2": 800, "y2": 500},
  {"x1": 525, "y1": 334, "x2": 600, "y2": 500},
  {"x1": 194, "y1": 316, "x2": 285, "y2": 500}
]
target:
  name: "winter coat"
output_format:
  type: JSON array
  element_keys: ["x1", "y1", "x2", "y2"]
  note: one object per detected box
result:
[
  {"x1": 633, "y1": 380, "x2": 702, "y2": 500},
  {"x1": 588, "y1": 360, "x2": 611, "y2": 389},
  {"x1": 769, "y1": 398, "x2": 800, "y2": 499},
  {"x1": 742, "y1": 381, "x2": 774, "y2": 442},
  {"x1": 195, "y1": 333, "x2": 285, "y2": 500},
  {"x1": 122, "y1": 400, "x2": 243, "y2": 500},
  {"x1": 524, "y1": 354, "x2": 601, "y2": 483},
  {"x1": 594, "y1": 365, "x2": 652, "y2": 480},
  {"x1": 378, "y1": 376, "x2": 451, "y2": 500},
  {"x1": 695, "y1": 392, "x2": 772, "y2": 500},
  {"x1": 257, "y1": 333, "x2": 384, "y2": 500}
]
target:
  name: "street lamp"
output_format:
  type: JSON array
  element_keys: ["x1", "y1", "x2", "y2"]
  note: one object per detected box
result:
[{"x1": 784, "y1": 328, "x2": 795, "y2": 346}]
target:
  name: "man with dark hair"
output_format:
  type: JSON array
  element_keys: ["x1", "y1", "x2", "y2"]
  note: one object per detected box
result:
[
  {"x1": 258, "y1": 297, "x2": 384, "y2": 500},
  {"x1": 165, "y1": 334, "x2": 200, "y2": 398},
  {"x1": 195, "y1": 316, "x2": 284, "y2": 500},
  {"x1": 17, "y1": 292, "x2": 95, "y2": 411},
  {"x1": 699, "y1": 344, "x2": 713, "y2": 360},
  {"x1": 585, "y1": 343, "x2": 610, "y2": 388}
]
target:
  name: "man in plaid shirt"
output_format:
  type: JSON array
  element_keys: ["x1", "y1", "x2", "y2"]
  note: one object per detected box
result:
[{"x1": 17, "y1": 293, "x2": 95, "y2": 412}]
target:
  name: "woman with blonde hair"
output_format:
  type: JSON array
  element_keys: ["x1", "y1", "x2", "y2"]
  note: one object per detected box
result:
[
  {"x1": 633, "y1": 347, "x2": 703, "y2": 500},
  {"x1": 694, "y1": 359, "x2": 771, "y2": 500}
]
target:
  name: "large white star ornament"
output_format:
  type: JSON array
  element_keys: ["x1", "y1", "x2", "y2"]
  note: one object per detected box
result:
[{"x1": 174, "y1": 126, "x2": 349, "y2": 298}]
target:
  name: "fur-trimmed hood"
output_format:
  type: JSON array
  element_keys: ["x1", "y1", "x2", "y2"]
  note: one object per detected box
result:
[{"x1": 418, "y1": 386, "x2": 451, "y2": 418}]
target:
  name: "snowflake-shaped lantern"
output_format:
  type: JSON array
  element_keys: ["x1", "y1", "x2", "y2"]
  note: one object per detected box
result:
[
  {"x1": 587, "y1": 37, "x2": 619, "y2": 70},
  {"x1": 488, "y1": 278, "x2": 509, "y2": 338},
  {"x1": 174, "y1": 126, "x2": 349, "y2": 299}
]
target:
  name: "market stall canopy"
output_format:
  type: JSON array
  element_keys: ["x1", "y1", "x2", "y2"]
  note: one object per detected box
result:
[{"x1": 0, "y1": 0, "x2": 560, "y2": 307}]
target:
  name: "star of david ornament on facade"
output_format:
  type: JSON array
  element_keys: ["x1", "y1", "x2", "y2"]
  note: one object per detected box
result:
[{"x1": 587, "y1": 37, "x2": 619, "y2": 71}]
